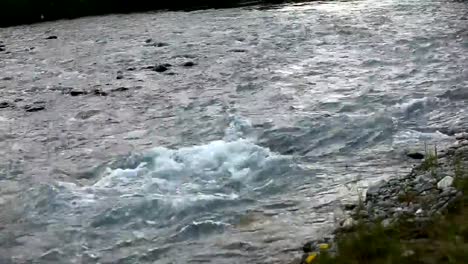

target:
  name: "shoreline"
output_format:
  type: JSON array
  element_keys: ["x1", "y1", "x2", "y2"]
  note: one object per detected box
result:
[{"x1": 297, "y1": 132, "x2": 468, "y2": 263}]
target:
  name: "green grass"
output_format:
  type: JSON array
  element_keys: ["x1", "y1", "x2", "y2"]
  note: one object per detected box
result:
[{"x1": 313, "y1": 156, "x2": 468, "y2": 264}]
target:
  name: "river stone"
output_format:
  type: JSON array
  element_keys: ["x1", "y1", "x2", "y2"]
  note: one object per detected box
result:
[
  {"x1": 341, "y1": 217, "x2": 356, "y2": 229},
  {"x1": 116, "y1": 71, "x2": 124, "y2": 80},
  {"x1": 455, "y1": 132, "x2": 468, "y2": 140},
  {"x1": 39, "y1": 249, "x2": 63, "y2": 261},
  {"x1": 24, "y1": 102, "x2": 46, "y2": 112},
  {"x1": 407, "y1": 151, "x2": 425, "y2": 159},
  {"x1": 381, "y1": 218, "x2": 392, "y2": 228},
  {"x1": 437, "y1": 176, "x2": 454, "y2": 190},
  {"x1": 154, "y1": 64, "x2": 169, "y2": 72},
  {"x1": 70, "y1": 89, "x2": 87, "y2": 96},
  {"x1": 182, "y1": 61, "x2": 196, "y2": 67},
  {"x1": 0, "y1": 102, "x2": 12, "y2": 108}
]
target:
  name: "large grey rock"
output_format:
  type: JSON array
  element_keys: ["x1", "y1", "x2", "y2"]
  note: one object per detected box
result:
[{"x1": 437, "y1": 176, "x2": 454, "y2": 190}]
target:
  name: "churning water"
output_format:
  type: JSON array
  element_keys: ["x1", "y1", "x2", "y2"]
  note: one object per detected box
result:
[{"x1": 0, "y1": 0, "x2": 467, "y2": 263}]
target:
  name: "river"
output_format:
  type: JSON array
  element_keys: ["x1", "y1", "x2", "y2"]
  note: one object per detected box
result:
[{"x1": 0, "y1": 0, "x2": 467, "y2": 263}]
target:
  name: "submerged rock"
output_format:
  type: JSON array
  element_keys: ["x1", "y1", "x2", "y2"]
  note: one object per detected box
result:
[{"x1": 45, "y1": 35, "x2": 58, "y2": 40}]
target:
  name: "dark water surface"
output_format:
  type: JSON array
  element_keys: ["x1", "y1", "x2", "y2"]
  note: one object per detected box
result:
[{"x1": 0, "y1": 0, "x2": 467, "y2": 263}]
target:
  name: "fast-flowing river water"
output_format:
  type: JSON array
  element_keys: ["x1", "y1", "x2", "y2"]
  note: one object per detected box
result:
[{"x1": 0, "y1": 0, "x2": 467, "y2": 263}]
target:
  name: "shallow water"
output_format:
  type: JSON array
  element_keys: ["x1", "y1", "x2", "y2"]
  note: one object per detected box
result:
[{"x1": 0, "y1": 0, "x2": 467, "y2": 263}]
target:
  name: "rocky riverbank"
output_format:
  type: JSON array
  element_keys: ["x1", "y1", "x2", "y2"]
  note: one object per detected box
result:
[{"x1": 297, "y1": 132, "x2": 468, "y2": 264}]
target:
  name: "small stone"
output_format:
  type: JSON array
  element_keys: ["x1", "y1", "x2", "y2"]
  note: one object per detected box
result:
[
  {"x1": 155, "y1": 42, "x2": 169, "y2": 47},
  {"x1": 92, "y1": 89, "x2": 108, "y2": 96},
  {"x1": 402, "y1": 249, "x2": 415, "y2": 257},
  {"x1": 0, "y1": 101, "x2": 12, "y2": 108},
  {"x1": 39, "y1": 249, "x2": 63, "y2": 261},
  {"x1": 45, "y1": 36, "x2": 58, "y2": 40},
  {"x1": 2, "y1": 76, "x2": 13, "y2": 81},
  {"x1": 381, "y1": 218, "x2": 392, "y2": 228},
  {"x1": 76, "y1": 110, "x2": 100, "y2": 120},
  {"x1": 343, "y1": 203, "x2": 357, "y2": 211},
  {"x1": 126, "y1": 67, "x2": 136, "y2": 71},
  {"x1": 182, "y1": 61, "x2": 196, "y2": 67},
  {"x1": 407, "y1": 152, "x2": 425, "y2": 160},
  {"x1": 111, "y1": 87, "x2": 129, "y2": 92},
  {"x1": 145, "y1": 38, "x2": 153, "y2": 43},
  {"x1": 341, "y1": 217, "x2": 356, "y2": 229},
  {"x1": 437, "y1": 176, "x2": 454, "y2": 190},
  {"x1": 154, "y1": 65, "x2": 169, "y2": 72},
  {"x1": 70, "y1": 89, "x2": 87, "y2": 96},
  {"x1": 116, "y1": 71, "x2": 124, "y2": 80},
  {"x1": 24, "y1": 102, "x2": 45, "y2": 112},
  {"x1": 302, "y1": 241, "x2": 316, "y2": 253},
  {"x1": 455, "y1": 132, "x2": 468, "y2": 140}
]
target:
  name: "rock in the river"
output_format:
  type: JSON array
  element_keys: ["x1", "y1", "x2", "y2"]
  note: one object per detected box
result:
[
  {"x1": 39, "y1": 249, "x2": 63, "y2": 261},
  {"x1": 45, "y1": 35, "x2": 58, "y2": 40},
  {"x1": 76, "y1": 110, "x2": 100, "y2": 120},
  {"x1": 69, "y1": 89, "x2": 87, "y2": 96},
  {"x1": 24, "y1": 102, "x2": 46, "y2": 112},
  {"x1": 154, "y1": 42, "x2": 169, "y2": 47},
  {"x1": 407, "y1": 151, "x2": 425, "y2": 160},
  {"x1": 116, "y1": 71, "x2": 124, "y2": 80},
  {"x1": 154, "y1": 64, "x2": 169, "y2": 72},
  {"x1": 0, "y1": 101, "x2": 12, "y2": 108},
  {"x1": 111, "y1": 87, "x2": 129, "y2": 92},
  {"x1": 437, "y1": 176, "x2": 454, "y2": 190},
  {"x1": 92, "y1": 89, "x2": 108, "y2": 96},
  {"x1": 182, "y1": 61, "x2": 196, "y2": 67}
]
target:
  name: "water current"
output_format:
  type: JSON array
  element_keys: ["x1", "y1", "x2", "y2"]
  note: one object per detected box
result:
[{"x1": 0, "y1": 0, "x2": 467, "y2": 263}]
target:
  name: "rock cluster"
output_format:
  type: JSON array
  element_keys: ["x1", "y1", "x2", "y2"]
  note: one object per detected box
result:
[{"x1": 299, "y1": 133, "x2": 468, "y2": 264}]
